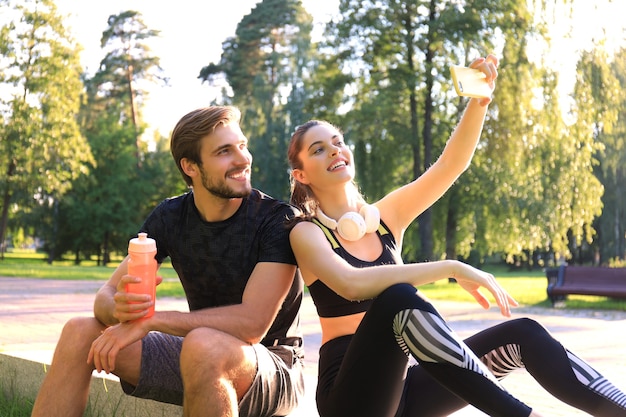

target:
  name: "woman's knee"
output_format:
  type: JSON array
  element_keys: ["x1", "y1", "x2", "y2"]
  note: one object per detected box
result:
[
  {"x1": 506, "y1": 317, "x2": 550, "y2": 338},
  {"x1": 378, "y1": 283, "x2": 417, "y2": 301},
  {"x1": 377, "y1": 283, "x2": 436, "y2": 312}
]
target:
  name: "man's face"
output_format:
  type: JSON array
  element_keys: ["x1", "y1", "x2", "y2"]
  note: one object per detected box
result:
[{"x1": 196, "y1": 122, "x2": 253, "y2": 199}]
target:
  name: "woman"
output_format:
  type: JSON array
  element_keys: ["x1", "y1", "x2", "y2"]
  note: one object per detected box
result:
[{"x1": 288, "y1": 54, "x2": 626, "y2": 417}]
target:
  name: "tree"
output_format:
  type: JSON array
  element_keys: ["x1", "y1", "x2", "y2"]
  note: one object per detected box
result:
[
  {"x1": 195, "y1": 0, "x2": 618, "y2": 265},
  {"x1": 199, "y1": 0, "x2": 314, "y2": 199},
  {"x1": 599, "y1": 48, "x2": 626, "y2": 263},
  {"x1": 94, "y1": 10, "x2": 166, "y2": 165},
  {"x1": 0, "y1": 0, "x2": 92, "y2": 259},
  {"x1": 78, "y1": 10, "x2": 167, "y2": 264},
  {"x1": 312, "y1": 0, "x2": 614, "y2": 267},
  {"x1": 51, "y1": 114, "x2": 140, "y2": 264},
  {"x1": 577, "y1": 46, "x2": 625, "y2": 264},
  {"x1": 313, "y1": 0, "x2": 531, "y2": 262},
  {"x1": 42, "y1": 10, "x2": 172, "y2": 265}
]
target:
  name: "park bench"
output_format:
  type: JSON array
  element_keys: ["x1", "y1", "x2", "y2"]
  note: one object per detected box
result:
[{"x1": 545, "y1": 265, "x2": 626, "y2": 306}]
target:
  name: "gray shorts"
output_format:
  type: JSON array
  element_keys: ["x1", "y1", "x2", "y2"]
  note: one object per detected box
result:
[{"x1": 120, "y1": 332, "x2": 305, "y2": 417}]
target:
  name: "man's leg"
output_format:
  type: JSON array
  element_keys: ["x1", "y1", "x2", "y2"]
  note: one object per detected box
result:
[
  {"x1": 32, "y1": 317, "x2": 143, "y2": 417},
  {"x1": 32, "y1": 317, "x2": 104, "y2": 417},
  {"x1": 180, "y1": 327, "x2": 257, "y2": 417}
]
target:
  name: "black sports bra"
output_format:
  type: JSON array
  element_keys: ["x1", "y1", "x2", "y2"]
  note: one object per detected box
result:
[{"x1": 308, "y1": 218, "x2": 402, "y2": 318}]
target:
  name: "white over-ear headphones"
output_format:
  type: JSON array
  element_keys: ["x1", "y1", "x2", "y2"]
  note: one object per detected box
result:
[{"x1": 316, "y1": 205, "x2": 380, "y2": 241}]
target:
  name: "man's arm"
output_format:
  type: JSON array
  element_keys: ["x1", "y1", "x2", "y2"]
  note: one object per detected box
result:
[
  {"x1": 149, "y1": 262, "x2": 296, "y2": 343},
  {"x1": 89, "y1": 261, "x2": 296, "y2": 373}
]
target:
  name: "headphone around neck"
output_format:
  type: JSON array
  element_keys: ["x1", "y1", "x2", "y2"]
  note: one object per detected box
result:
[{"x1": 316, "y1": 205, "x2": 380, "y2": 241}]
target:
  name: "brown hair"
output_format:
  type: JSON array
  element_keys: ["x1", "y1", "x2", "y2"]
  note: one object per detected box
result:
[
  {"x1": 170, "y1": 106, "x2": 241, "y2": 186},
  {"x1": 287, "y1": 120, "x2": 364, "y2": 219}
]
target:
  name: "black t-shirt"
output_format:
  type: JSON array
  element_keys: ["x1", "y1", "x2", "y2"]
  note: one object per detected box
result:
[{"x1": 140, "y1": 189, "x2": 303, "y2": 346}]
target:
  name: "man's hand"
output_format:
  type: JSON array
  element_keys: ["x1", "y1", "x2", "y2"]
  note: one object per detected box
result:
[
  {"x1": 87, "y1": 319, "x2": 150, "y2": 374},
  {"x1": 113, "y1": 274, "x2": 163, "y2": 323}
]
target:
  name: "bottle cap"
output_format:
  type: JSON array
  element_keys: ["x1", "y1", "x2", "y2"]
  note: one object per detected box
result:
[{"x1": 128, "y1": 232, "x2": 156, "y2": 253}]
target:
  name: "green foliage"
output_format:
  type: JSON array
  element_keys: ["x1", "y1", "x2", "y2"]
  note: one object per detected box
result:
[
  {"x1": 311, "y1": 0, "x2": 539, "y2": 262},
  {"x1": 0, "y1": 0, "x2": 93, "y2": 254},
  {"x1": 0, "y1": 383, "x2": 33, "y2": 417},
  {"x1": 305, "y1": 0, "x2": 614, "y2": 266},
  {"x1": 96, "y1": 10, "x2": 165, "y2": 104},
  {"x1": 1, "y1": 0, "x2": 623, "y2": 267},
  {"x1": 199, "y1": 0, "x2": 315, "y2": 199},
  {"x1": 584, "y1": 47, "x2": 626, "y2": 263},
  {"x1": 46, "y1": 116, "x2": 143, "y2": 261},
  {"x1": 51, "y1": 10, "x2": 176, "y2": 264},
  {"x1": 195, "y1": 0, "x2": 621, "y2": 265},
  {"x1": 468, "y1": 48, "x2": 603, "y2": 262},
  {"x1": 0, "y1": 6, "x2": 183, "y2": 265}
]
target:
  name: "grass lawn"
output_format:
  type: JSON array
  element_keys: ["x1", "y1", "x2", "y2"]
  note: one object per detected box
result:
[
  {"x1": 0, "y1": 388, "x2": 31, "y2": 417},
  {"x1": 419, "y1": 264, "x2": 626, "y2": 311},
  {"x1": 1, "y1": 250, "x2": 625, "y2": 310},
  {"x1": 0, "y1": 250, "x2": 182, "y2": 297}
]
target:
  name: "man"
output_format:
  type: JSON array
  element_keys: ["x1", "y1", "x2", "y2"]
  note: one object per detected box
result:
[{"x1": 32, "y1": 106, "x2": 305, "y2": 417}]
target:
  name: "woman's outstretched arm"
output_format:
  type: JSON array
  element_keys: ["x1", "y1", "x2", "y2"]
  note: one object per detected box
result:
[{"x1": 290, "y1": 220, "x2": 517, "y2": 317}]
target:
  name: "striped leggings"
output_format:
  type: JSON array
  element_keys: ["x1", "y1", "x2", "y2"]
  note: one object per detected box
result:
[{"x1": 315, "y1": 283, "x2": 626, "y2": 417}]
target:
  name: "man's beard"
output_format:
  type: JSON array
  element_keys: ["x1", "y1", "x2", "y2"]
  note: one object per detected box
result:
[{"x1": 199, "y1": 166, "x2": 252, "y2": 199}]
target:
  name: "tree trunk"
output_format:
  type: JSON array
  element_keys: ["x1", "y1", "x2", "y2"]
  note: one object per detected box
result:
[
  {"x1": 417, "y1": 0, "x2": 437, "y2": 262},
  {"x1": 47, "y1": 199, "x2": 59, "y2": 264},
  {"x1": 0, "y1": 160, "x2": 16, "y2": 260},
  {"x1": 445, "y1": 191, "x2": 458, "y2": 260},
  {"x1": 103, "y1": 231, "x2": 110, "y2": 267},
  {"x1": 127, "y1": 64, "x2": 140, "y2": 166}
]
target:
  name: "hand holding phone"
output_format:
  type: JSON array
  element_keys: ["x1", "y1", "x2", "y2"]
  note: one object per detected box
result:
[{"x1": 450, "y1": 65, "x2": 494, "y2": 99}]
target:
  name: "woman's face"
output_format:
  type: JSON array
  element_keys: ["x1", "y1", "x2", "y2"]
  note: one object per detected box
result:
[{"x1": 294, "y1": 123, "x2": 355, "y2": 190}]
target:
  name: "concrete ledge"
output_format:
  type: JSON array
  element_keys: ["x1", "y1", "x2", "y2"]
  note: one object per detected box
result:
[
  {"x1": 0, "y1": 353, "x2": 183, "y2": 416},
  {"x1": 0, "y1": 352, "x2": 319, "y2": 416}
]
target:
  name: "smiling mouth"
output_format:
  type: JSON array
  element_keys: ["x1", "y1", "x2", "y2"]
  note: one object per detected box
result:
[
  {"x1": 228, "y1": 168, "x2": 250, "y2": 180},
  {"x1": 328, "y1": 161, "x2": 347, "y2": 171}
]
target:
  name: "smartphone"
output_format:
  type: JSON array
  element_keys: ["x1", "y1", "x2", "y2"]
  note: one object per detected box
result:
[{"x1": 450, "y1": 66, "x2": 494, "y2": 99}]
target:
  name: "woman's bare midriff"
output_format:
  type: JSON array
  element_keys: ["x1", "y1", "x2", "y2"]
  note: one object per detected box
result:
[{"x1": 319, "y1": 312, "x2": 366, "y2": 345}]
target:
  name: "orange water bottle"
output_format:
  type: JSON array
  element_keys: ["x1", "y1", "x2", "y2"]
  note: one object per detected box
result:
[{"x1": 126, "y1": 232, "x2": 157, "y2": 318}]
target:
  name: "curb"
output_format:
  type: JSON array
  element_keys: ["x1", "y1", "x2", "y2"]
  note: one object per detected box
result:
[
  {"x1": 0, "y1": 352, "x2": 320, "y2": 416},
  {"x1": 0, "y1": 353, "x2": 183, "y2": 416}
]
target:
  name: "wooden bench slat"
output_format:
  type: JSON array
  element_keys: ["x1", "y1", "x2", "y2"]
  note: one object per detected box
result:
[{"x1": 545, "y1": 265, "x2": 626, "y2": 306}]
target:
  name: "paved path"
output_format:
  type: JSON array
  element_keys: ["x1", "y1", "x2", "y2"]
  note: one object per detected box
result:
[{"x1": 1, "y1": 277, "x2": 626, "y2": 416}]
